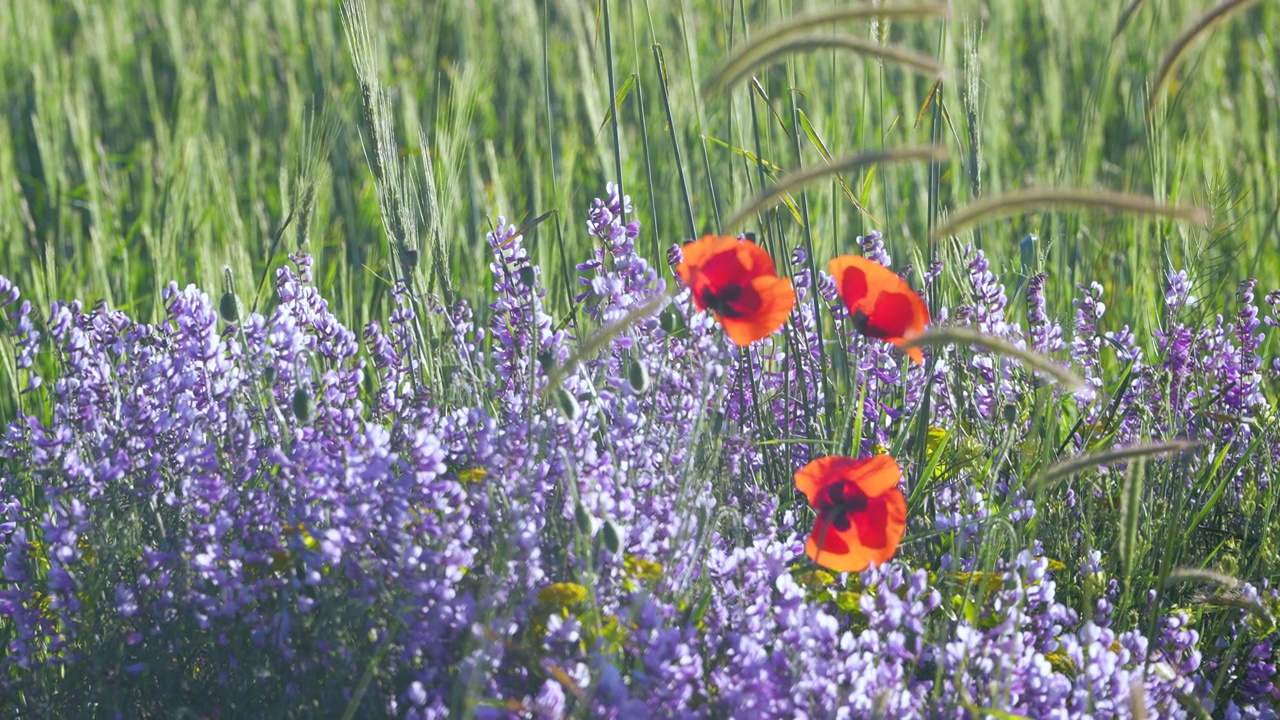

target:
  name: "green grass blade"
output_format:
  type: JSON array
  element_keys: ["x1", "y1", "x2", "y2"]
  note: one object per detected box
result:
[
  {"x1": 907, "y1": 326, "x2": 1086, "y2": 393},
  {"x1": 1028, "y1": 440, "x2": 1200, "y2": 493},
  {"x1": 1147, "y1": 0, "x2": 1262, "y2": 120},
  {"x1": 930, "y1": 188, "x2": 1209, "y2": 242},
  {"x1": 705, "y1": 33, "x2": 948, "y2": 97},
  {"x1": 723, "y1": 146, "x2": 947, "y2": 233},
  {"x1": 1118, "y1": 457, "x2": 1144, "y2": 583}
]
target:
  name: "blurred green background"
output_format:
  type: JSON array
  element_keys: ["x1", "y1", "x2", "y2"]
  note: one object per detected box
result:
[{"x1": 0, "y1": 0, "x2": 1275, "y2": 336}]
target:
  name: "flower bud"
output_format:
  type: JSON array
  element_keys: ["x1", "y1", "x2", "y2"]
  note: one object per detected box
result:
[
  {"x1": 219, "y1": 267, "x2": 239, "y2": 324},
  {"x1": 218, "y1": 291, "x2": 241, "y2": 324},
  {"x1": 574, "y1": 502, "x2": 595, "y2": 536},
  {"x1": 626, "y1": 357, "x2": 649, "y2": 394},
  {"x1": 659, "y1": 308, "x2": 685, "y2": 335},
  {"x1": 554, "y1": 387, "x2": 580, "y2": 421},
  {"x1": 1001, "y1": 403, "x2": 1019, "y2": 424},
  {"x1": 601, "y1": 520, "x2": 622, "y2": 555},
  {"x1": 292, "y1": 386, "x2": 315, "y2": 424}
]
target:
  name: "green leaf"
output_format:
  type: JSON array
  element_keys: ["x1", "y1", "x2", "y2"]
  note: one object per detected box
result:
[
  {"x1": 704, "y1": 136, "x2": 784, "y2": 173},
  {"x1": 597, "y1": 72, "x2": 637, "y2": 134},
  {"x1": 1118, "y1": 457, "x2": 1144, "y2": 583},
  {"x1": 795, "y1": 108, "x2": 878, "y2": 223}
]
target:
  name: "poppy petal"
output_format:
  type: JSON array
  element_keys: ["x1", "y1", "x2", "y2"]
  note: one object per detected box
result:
[
  {"x1": 806, "y1": 514, "x2": 875, "y2": 573},
  {"x1": 860, "y1": 491, "x2": 907, "y2": 557},
  {"x1": 843, "y1": 454, "x2": 903, "y2": 497},
  {"x1": 719, "y1": 275, "x2": 795, "y2": 346},
  {"x1": 680, "y1": 236, "x2": 749, "y2": 315},
  {"x1": 851, "y1": 496, "x2": 891, "y2": 549},
  {"x1": 732, "y1": 240, "x2": 777, "y2": 280},
  {"x1": 679, "y1": 235, "x2": 776, "y2": 286},
  {"x1": 892, "y1": 338, "x2": 925, "y2": 366},
  {"x1": 828, "y1": 254, "x2": 929, "y2": 365},
  {"x1": 868, "y1": 289, "x2": 929, "y2": 365},
  {"x1": 698, "y1": 244, "x2": 757, "y2": 289},
  {"x1": 807, "y1": 489, "x2": 906, "y2": 573},
  {"x1": 677, "y1": 235, "x2": 794, "y2": 346},
  {"x1": 794, "y1": 456, "x2": 843, "y2": 504},
  {"x1": 861, "y1": 291, "x2": 914, "y2": 338},
  {"x1": 798, "y1": 455, "x2": 907, "y2": 573},
  {"x1": 796, "y1": 455, "x2": 901, "y2": 501},
  {"x1": 677, "y1": 235, "x2": 739, "y2": 281},
  {"x1": 828, "y1": 255, "x2": 878, "y2": 313}
]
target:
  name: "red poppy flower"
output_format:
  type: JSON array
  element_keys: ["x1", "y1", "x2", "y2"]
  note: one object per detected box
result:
[
  {"x1": 677, "y1": 235, "x2": 796, "y2": 346},
  {"x1": 828, "y1": 255, "x2": 930, "y2": 364},
  {"x1": 794, "y1": 454, "x2": 907, "y2": 573}
]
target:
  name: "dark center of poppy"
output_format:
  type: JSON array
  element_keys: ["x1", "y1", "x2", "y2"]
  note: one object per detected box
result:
[
  {"x1": 813, "y1": 480, "x2": 869, "y2": 533},
  {"x1": 850, "y1": 309, "x2": 892, "y2": 340},
  {"x1": 702, "y1": 284, "x2": 745, "y2": 318},
  {"x1": 850, "y1": 309, "x2": 870, "y2": 335}
]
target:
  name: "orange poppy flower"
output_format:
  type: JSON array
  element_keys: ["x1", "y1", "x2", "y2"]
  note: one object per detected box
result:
[
  {"x1": 677, "y1": 235, "x2": 796, "y2": 346},
  {"x1": 794, "y1": 454, "x2": 906, "y2": 573},
  {"x1": 828, "y1": 255, "x2": 929, "y2": 364}
]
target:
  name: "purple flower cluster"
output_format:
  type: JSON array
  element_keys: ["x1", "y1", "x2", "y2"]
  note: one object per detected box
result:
[
  {"x1": 1, "y1": 261, "x2": 482, "y2": 714},
  {"x1": 0, "y1": 275, "x2": 40, "y2": 394},
  {"x1": 1, "y1": 188, "x2": 1277, "y2": 718}
]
